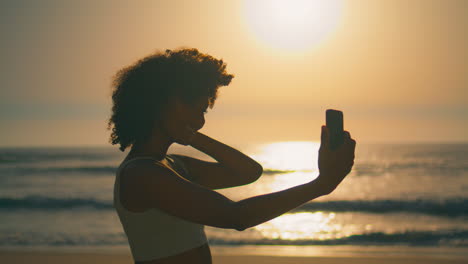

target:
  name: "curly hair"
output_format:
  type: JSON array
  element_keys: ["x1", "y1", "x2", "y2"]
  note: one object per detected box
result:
[{"x1": 107, "y1": 47, "x2": 235, "y2": 152}]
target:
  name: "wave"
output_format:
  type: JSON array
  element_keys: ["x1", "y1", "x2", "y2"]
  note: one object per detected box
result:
[
  {"x1": 1, "y1": 230, "x2": 467, "y2": 247},
  {"x1": 1, "y1": 167, "x2": 296, "y2": 177},
  {"x1": 262, "y1": 169, "x2": 297, "y2": 175},
  {"x1": 0, "y1": 148, "x2": 117, "y2": 164},
  {"x1": 1, "y1": 166, "x2": 117, "y2": 175},
  {"x1": 208, "y1": 230, "x2": 468, "y2": 247},
  {"x1": 0, "y1": 196, "x2": 113, "y2": 210},
  {"x1": 1, "y1": 196, "x2": 467, "y2": 218},
  {"x1": 0, "y1": 231, "x2": 128, "y2": 246},
  {"x1": 0, "y1": 166, "x2": 305, "y2": 177},
  {"x1": 2, "y1": 162, "x2": 466, "y2": 178},
  {"x1": 296, "y1": 198, "x2": 468, "y2": 217},
  {"x1": 1, "y1": 166, "x2": 296, "y2": 176},
  {"x1": 352, "y1": 162, "x2": 468, "y2": 177}
]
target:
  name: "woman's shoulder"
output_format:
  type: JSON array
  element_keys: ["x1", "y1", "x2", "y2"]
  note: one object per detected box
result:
[{"x1": 120, "y1": 157, "x2": 168, "y2": 177}]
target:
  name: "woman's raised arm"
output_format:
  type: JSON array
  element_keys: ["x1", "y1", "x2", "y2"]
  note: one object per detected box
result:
[{"x1": 129, "y1": 125, "x2": 355, "y2": 231}]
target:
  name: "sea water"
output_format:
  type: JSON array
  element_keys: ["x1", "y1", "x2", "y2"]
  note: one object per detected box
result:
[{"x1": 0, "y1": 142, "x2": 467, "y2": 258}]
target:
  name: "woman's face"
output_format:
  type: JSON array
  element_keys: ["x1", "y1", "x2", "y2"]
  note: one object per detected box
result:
[{"x1": 160, "y1": 95, "x2": 210, "y2": 140}]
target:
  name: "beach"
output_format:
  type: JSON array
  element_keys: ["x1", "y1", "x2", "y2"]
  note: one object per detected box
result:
[
  {"x1": 1, "y1": 144, "x2": 467, "y2": 261},
  {"x1": 1, "y1": 250, "x2": 467, "y2": 264}
]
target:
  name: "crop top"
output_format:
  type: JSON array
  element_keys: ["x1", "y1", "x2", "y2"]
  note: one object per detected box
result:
[{"x1": 113, "y1": 154, "x2": 208, "y2": 262}]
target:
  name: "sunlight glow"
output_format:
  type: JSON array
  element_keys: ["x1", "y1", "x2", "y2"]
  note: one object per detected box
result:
[
  {"x1": 269, "y1": 171, "x2": 319, "y2": 191},
  {"x1": 252, "y1": 141, "x2": 320, "y2": 172},
  {"x1": 243, "y1": 0, "x2": 344, "y2": 51}
]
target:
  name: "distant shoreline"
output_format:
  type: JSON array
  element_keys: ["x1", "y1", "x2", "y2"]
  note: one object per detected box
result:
[{"x1": 1, "y1": 141, "x2": 468, "y2": 149}]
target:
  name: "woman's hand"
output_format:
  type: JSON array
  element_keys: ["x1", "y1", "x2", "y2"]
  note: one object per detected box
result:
[
  {"x1": 315, "y1": 125, "x2": 356, "y2": 195},
  {"x1": 173, "y1": 125, "x2": 198, "y2": 146}
]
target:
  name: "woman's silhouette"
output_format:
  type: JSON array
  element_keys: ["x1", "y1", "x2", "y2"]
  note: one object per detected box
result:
[{"x1": 107, "y1": 47, "x2": 356, "y2": 264}]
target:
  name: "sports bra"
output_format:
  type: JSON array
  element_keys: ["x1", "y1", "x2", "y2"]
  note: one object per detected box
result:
[{"x1": 113, "y1": 154, "x2": 208, "y2": 262}]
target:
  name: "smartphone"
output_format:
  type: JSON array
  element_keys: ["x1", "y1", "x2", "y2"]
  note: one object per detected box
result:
[{"x1": 326, "y1": 109, "x2": 344, "y2": 151}]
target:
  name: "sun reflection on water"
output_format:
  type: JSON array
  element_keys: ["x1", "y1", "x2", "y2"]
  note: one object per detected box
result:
[
  {"x1": 248, "y1": 141, "x2": 344, "y2": 241},
  {"x1": 254, "y1": 212, "x2": 341, "y2": 241}
]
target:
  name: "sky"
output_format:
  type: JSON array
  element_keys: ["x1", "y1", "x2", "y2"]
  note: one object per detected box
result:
[{"x1": 0, "y1": 0, "x2": 466, "y2": 148}]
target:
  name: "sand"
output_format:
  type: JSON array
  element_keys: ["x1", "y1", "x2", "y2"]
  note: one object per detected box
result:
[{"x1": 0, "y1": 250, "x2": 467, "y2": 264}]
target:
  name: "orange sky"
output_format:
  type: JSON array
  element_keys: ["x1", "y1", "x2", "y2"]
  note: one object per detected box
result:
[{"x1": 1, "y1": 0, "x2": 466, "y2": 147}]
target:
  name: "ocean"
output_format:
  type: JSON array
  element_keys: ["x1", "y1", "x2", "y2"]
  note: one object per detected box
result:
[{"x1": 0, "y1": 142, "x2": 467, "y2": 258}]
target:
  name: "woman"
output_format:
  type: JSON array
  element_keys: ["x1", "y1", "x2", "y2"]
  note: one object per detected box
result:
[{"x1": 107, "y1": 48, "x2": 356, "y2": 264}]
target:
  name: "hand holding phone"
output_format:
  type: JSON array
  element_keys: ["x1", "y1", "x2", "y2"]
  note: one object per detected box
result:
[
  {"x1": 326, "y1": 109, "x2": 344, "y2": 151},
  {"x1": 316, "y1": 109, "x2": 356, "y2": 195}
]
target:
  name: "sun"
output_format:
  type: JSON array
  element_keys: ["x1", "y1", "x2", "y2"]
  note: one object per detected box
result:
[{"x1": 242, "y1": 0, "x2": 344, "y2": 52}]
